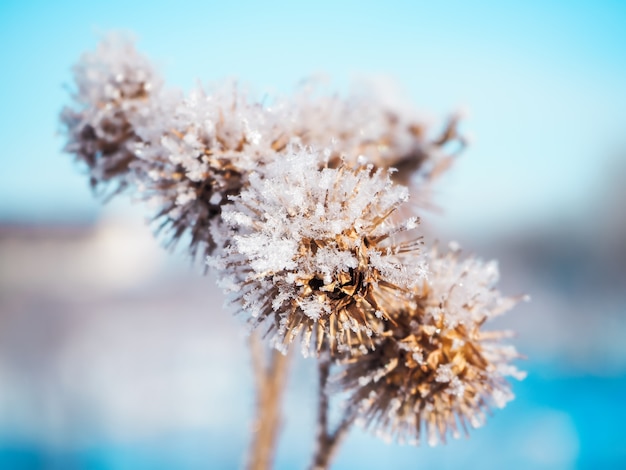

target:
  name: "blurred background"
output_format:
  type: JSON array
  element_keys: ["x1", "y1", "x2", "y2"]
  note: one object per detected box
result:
[{"x1": 1, "y1": 0, "x2": 625, "y2": 468}]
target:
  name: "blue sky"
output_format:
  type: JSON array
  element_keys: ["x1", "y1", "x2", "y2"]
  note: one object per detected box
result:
[{"x1": 1, "y1": 0, "x2": 625, "y2": 235}]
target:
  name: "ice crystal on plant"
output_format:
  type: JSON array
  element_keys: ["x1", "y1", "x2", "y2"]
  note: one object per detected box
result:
[
  {"x1": 335, "y1": 247, "x2": 525, "y2": 446},
  {"x1": 211, "y1": 148, "x2": 427, "y2": 354}
]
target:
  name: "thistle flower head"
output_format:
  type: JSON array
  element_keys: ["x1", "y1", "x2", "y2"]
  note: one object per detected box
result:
[
  {"x1": 60, "y1": 34, "x2": 161, "y2": 196},
  {"x1": 210, "y1": 148, "x2": 427, "y2": 355},
  {"x1": 133, "y1": 82, "x2": 286, "y2": 258},
  {"x1": 285, "y1": 83, "x2": 465, "y2": 188},
  {"x1": 336, "y1": 247, "x2": 526, "y2": 446}
]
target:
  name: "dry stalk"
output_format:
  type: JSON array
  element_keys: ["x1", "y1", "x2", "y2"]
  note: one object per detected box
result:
[
  {"x1": 247, "y1": 333, "x2": 292, "y2": 470},
  {"x1": 309, "y1": 352, "x2": 356, "y2": 470}
]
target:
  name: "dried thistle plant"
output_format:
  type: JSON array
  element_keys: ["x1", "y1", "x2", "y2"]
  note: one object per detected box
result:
[{"x1": 60, "y1": 34, "x2": 525, "y2": 470}]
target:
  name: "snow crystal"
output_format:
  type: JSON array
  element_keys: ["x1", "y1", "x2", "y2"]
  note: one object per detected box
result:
[{"x1": 435, "y1": 364, "x2": 454, "y2": 383}]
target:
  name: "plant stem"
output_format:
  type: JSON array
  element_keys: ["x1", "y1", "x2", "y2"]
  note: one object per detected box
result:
[
  {"x1": 247, "y1": 334, "x2": 291, "y2": 470},
  {"x1": 309, "y1": 353, "x2": 356, "y2": 470}
]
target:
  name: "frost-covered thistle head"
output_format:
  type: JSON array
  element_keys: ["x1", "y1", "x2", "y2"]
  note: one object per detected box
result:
[
  {"x1": 285, "y1": 83, "x2": 465, "y2": 188},
  {"x1": 60, "y1": 34, "x2": 161, "y2": 196},
  {"x1": 134, "y1": 82, "x2": 287, "y2": 258},
  {"x1": 336, "y1": 247, "x2": 526, "y2": 446},
  {"x1": 210, "y1": 148, "x2": 427, "y2": 355}
]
